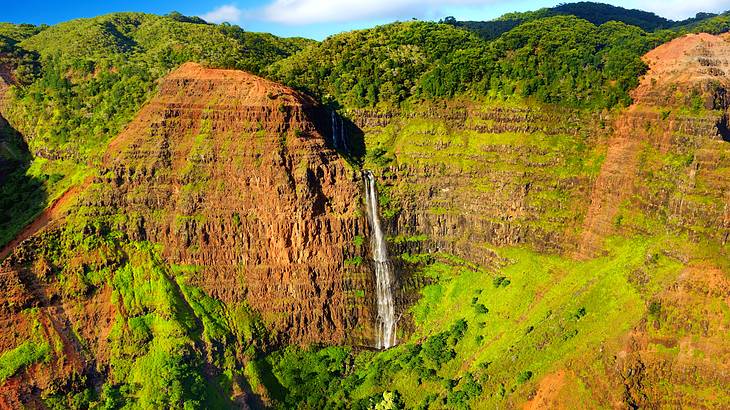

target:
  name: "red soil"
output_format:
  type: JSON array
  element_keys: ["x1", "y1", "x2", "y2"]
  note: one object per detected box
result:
[
  {"x1": 523, "y1": 370, "x2": 568, "y2": 410},
  {"x1": 0, "y1": 177, "x2": 91, "y2": 261}
]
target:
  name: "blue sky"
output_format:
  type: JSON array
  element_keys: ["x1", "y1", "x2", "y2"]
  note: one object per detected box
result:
[{"x1": 2, "y1": 0, "x2": 728, "y2": 40}]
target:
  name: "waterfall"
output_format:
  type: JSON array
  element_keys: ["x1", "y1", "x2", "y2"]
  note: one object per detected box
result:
[
  {"x1": 331, "y1": 111, "x2": 349, "y2": 154},
  {"x1": 363, "y1": 171, "x2": 397, "y2": 349},
  {"x1": 330, "y1": 110, "x2": 340, "y2": 150}
]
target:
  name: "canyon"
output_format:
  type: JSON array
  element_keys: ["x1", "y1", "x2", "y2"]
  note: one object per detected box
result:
[{"x1": 0, "y1": 13, "x2": 728, "y2": 410}]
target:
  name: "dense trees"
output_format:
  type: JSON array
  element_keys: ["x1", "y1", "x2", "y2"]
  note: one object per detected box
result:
[
  {"x1": 551, "y1": 2, "x2": 672, "y2": 30},
  {"x1": 485, "y1": 16, "x2": 657, "y2": 107},
  {"x1": 447, "y1": 2, "x2": 727, "y2": 41},
  {"x1": 268, "y1": 15, "x2": 671, "y2": 109},
  {"x1": 266, "y1": 22, "x2": 488, "y2": 108}
]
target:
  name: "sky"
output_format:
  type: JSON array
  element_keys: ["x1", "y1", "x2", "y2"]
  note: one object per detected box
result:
[{"x1": 2, "y1": 0, "x2": 729, "y2": 40}]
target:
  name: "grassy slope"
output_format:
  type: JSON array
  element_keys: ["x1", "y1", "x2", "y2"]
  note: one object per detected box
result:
[
  {"x1": 23, "y1": 222, "x2": 269, "y2": 408},
  {"x1": 359, "y1": 104, "x2": 605, "y2": 247},
  {"x1": 259, "y1": 231, "x2": 726, "y2": 408},
  {"x1": 352, "y1": 238, "x2": 674, "y2": 407}
]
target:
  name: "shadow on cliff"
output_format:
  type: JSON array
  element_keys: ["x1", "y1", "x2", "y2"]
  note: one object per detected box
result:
[
  {"x1": 342, "y1": 116, "x2": 366, "y2": 165},
  {"x1": 0, "y1": 115, "x2": 48, "y2": 249},
  {"x1": 247, "y1": 359, "x2": 287, "y2": 408},
  {"x1": 311, "y1": 105, "x2": 367, "y2": 166},
  {"x1": 717, "y1": 113, "x2": 730, "y2": 142}
]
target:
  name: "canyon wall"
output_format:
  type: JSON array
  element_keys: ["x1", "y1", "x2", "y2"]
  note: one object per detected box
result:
[
  {"x1": 351, "y1": 32, "x2": 730, "y2": 409},
  {"x1": 353, "y1": 34, "x2": 729, "y2": 263},
  {"x1": 0, "y1": 32, "x2": 728, "y2": 409},
  {"x1": 0, "y1": 63, "x2": 378, "y2": 406},
  {"x1": 89, "y1": 63, "x2": 375, "y2": 345}
]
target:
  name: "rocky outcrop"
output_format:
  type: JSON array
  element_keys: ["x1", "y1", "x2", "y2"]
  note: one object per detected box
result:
[
  {"x1": 85, "y1": 62, "x2": 375, "y2": 346},
  {"x1": 348, "y1": 34, "x2": 729, "y2": 266},
  {"x1": 353, "y1": 104, "x2": 608, "y2": 263},
  {"x1": 608, "y1": 264, "x2": 730, "y2": 408}
]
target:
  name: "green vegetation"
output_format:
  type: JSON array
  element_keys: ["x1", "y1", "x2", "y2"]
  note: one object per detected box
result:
[
  {"x1": 0, "y1": 12, "x2": 310, "y2": 249},
  {"x1": 0, "y1": 119, "x2": 44, "y2": 247},
  {"x1": 266, "y1": 2, "x2": 729, "y2": 111},
  {"x1": 0, "y1": 341, "x2": 50, "y2": 382},
  {"x1": 14, "y1": 223, "x2": 269, "y2": 408},
  {"x1": 2, "y1": 4, "x2": 728, "y2": 249},
  {"x1": 37, "y1": 204, "x2": 695, "y2": 408},
  {"x1": 269, "y1": 15, "x2": 675, "y2": 109},
  {"x1": 254, "y1": 236, "x2": 690, "y2": 408},
  {"x1": 484, "y1": 17, "x2": 657, "y2": 107},
  {"x1": 550, "y1": 2, "x2": 672, "y2": 30},
  {"x1": 0, "y1": 3, "x2": 728, "y2": 408},
  {"x1": 361, "y1": 112, "x2": 604, "y2": 239},
  {"x1": 267, "y1": 22, "x2": 488, "y2": 108},
  {"x1": 448, "y1": 2, "x2": 729, "y2": 40},
  {"x1": 103, "y1": 243, "x2": 264, "y2": 408},
  {"x1": 8, "y1": 12, "x2": 310, "y2": 163}
]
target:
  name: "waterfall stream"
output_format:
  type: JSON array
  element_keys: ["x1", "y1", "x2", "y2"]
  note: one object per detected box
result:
[
  {"x1": 331, "y1": 111, "x2": 349, "y2": 154},
  {"x1": 363, "y1": 171, "x2": 397, "y2": 349}
]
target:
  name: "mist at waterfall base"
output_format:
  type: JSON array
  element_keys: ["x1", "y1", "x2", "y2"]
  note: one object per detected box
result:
[{"x1": 364, "y1": 171, "x2": 398, "y2": 350}]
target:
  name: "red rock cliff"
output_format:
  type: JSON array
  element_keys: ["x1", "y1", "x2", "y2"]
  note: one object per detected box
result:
[
  {"x1": 90, "y1": 62, "x2": 375, "y2": 345},
  {"x1": 0, "y1": 63, "x2": 379, "y2": 406}
]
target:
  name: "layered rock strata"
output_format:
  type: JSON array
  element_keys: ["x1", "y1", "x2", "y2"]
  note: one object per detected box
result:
[
  {"x1": 89, "y1": 62, "x2": 374, "y2": 345},
  {"x1": 0, "y1": 63, "x2": 377, "y2": 406},
  {"x1": 578, "y1": 32, "x2": 730, "y2": 257}
]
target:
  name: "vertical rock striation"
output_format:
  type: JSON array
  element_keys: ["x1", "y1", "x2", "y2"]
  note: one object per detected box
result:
[
  {"x1": 90, "y1": 63, "x2": 374, "y2": 345},
  {"x1": 578, "y1": 33, "x2": 730, "y2": 257}
]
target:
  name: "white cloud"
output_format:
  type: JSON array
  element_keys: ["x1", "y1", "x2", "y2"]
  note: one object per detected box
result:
[
  {"x1": 628, "y1": 0, "x2": 729, "y2": 20},
  {"x1": 261, "y1": 0, "x2": 493, "y2": 25},
  {"x1": 200, "y1": 4, "x2": 243, "y2": 24},
  {"x1": 241, "y1": 0, "x2": 730, "y2": 26}
]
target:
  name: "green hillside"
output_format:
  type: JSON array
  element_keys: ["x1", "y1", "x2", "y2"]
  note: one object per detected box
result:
[
  {"x1": 268, "y1": 16, "x2": 660, "y2": 109},
  {"x1": 450, "y1": 1, "x2": 729, "y2": 41}
]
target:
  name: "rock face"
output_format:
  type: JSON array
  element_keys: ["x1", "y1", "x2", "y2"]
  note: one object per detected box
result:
[
  {"x1": 0, "y1": 33, "x2": 728, "y2": 409},
  {"x1": 351, "y1": 33, "x2": 730, "y2": 409},
  {"x1": 0, "y1": 63, "x2": 377, "y2": 406},
  {"x1": 577, "y1": 32, "x2": 730, "y2": 257},
  {"x1": 89, "y1": 62, "x2": 374, "y2": 345},
  {"x1": 354, "y1": 34, "x2": 730, "y2": 264},
  {"x1": 354, "y1": 104, "x2": 606, "y2": 261}
]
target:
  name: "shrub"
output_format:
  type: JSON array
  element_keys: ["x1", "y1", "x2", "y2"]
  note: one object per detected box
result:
[
  {"x1": 422, "y1": 333, "x2": 455, "y2": 367},
  {"x1": 353, "y1": 235, "x2": 365, "y2": 247},
  {"x1": 344, "y1": 256, "x2": 363, "y2": 266},
  {"x1": 517, "y1": 370, "x2": 533, "y2": 383},
  {"x1": 493, "y1": 276, "x2": 510, "y2": 288},
  {"x1": 474, "y1": 304, "x2": 489, "y2": 314},
  {"x1": 648, "y1": 301, "x2": 661, "y2": 316}
]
